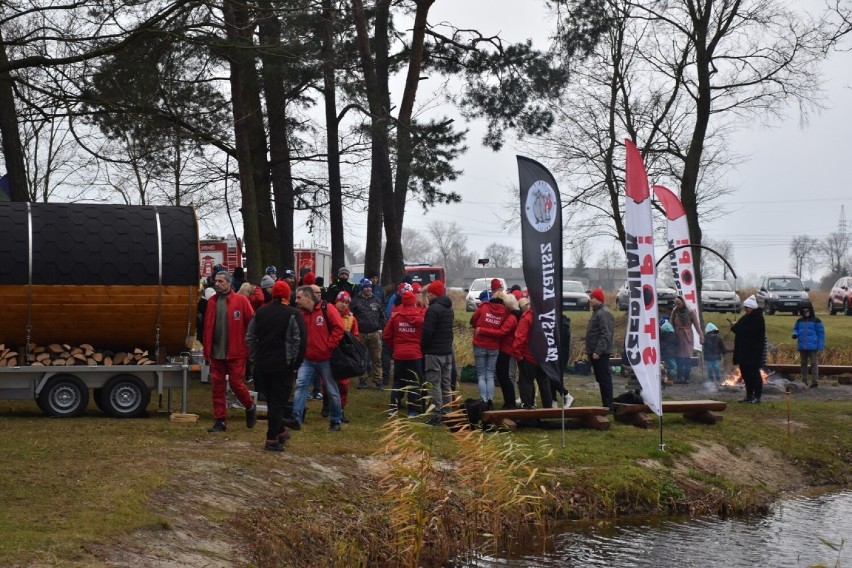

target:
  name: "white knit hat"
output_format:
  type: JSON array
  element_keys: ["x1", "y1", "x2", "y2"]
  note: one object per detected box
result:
[{"x1": 743, "y1": 295, "x2": 758, "y2": 309}]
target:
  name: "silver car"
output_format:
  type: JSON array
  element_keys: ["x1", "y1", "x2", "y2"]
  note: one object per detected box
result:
[
  {"x1": 616, "y1": 281, "x2": 677, "y2": 312},
  {"x1": 562, "y1": 280, "x2": 590, "y2": 311},
  {"x1": 701, "y1": 279, "x2": 741, "y2": 313}
]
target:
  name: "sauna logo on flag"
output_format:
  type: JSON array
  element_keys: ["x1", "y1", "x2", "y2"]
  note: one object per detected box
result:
[{"x1": 524, "y1": 180, "x2": 557, "y2": 233}]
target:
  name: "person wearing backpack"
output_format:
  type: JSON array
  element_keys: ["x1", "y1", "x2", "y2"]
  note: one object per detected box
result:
[
  {"x1": 320, "y1": 291, "x2": 360, "y2": 422},
  {"x1": 291, "y1": 286, "x2": 345, "y2": 431}
]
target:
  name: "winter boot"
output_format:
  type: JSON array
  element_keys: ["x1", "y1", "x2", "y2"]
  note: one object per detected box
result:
[
  {"x1": 245, "y1": 405, "x2": 257, "y2": 429},
  {"x1": 264, "y1": 440, "x2": 284, "y2": 452},
  {"x1": 207, "y1": 419, "x2": 227, "y2": 433}
]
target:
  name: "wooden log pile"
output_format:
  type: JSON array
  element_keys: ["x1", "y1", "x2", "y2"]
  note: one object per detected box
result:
[{"x1": 0, "y1": 343, "x2": 156, "y2": 367}]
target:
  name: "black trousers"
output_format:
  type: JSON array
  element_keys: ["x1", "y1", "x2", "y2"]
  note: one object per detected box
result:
[
  {"x1": 740, "y1": 363, "x2": 762, "y2": 401},
  {"x1": 590, "y1": 353, "x2": 613, "y2": 408},
  {"x1": 517, "y1": 359, "x2": 553, "y2": 409},
  {"x1": 495, "y1": 352, "x2": 516, "y2": 409},
  {"x1": 256, "y1": 368, "x2": 295, "y2": 441}
]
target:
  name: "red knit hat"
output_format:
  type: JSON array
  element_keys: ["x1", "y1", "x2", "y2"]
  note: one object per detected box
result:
[
  {"x1": 336, "y1": 291, "x2": 351, "y2": 303},
  {"x1": 490, "y1": 278, "x2": 503, "y2": 291},
  {"x1": 401, "y1": 291, "x2": 416, "y2": 306},
  {"x1": 427, "y1": 280, "x2": 445, "y2": 296},
  {"x1": 412, "y1": 283, "x2": 422, "y2": 294},
  {"x1": 302, "y1": 272, "x2": 316, "y2": 286},
  {"x1": 590, "y1": 288, "x2": 605, "y2": 303},
  {"x1": 272, "y1": 280, "x2": 291, "y2": 299},
  {"x1": 511, "y1": 289, "x2": 522, "y2": 301}
]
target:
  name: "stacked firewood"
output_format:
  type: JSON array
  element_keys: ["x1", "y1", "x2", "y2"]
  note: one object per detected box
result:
[{"x1": 0, "y1": 343, "x2": 155, "y2": 367}]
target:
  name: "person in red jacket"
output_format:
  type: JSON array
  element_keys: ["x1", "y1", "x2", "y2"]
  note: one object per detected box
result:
[
  {"x1": 203, "y1": 270, "x2": 257, "y2": 433},
  {"x1": 512, "y1": 297, "x2": 553, "y2": 409},
  {"x1": 471, "y1": 290, "x2": 515, "y2": 409},
  {"x1": 495, "y1": 291, "x2": 520, "y2": 409},
  {"x1": 321, "y1": 291, "x2": 359, "y2": 423},
  {"x1": 383, "y1": 291, "x2": 425, "y2": 417},
  {"x1": 291, "y1": 285, "x2": 346, "y2": 431}
]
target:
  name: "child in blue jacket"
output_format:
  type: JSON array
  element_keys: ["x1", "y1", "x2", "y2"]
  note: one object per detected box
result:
[
  {"x1": 792, "y1": 301, "x2": 825, "y2": 388},
  {"x1": 703, "y1": 322, "x2": 727, "y2": 382}
]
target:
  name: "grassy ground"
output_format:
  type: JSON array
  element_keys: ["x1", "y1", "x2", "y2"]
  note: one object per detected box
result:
[
  {"x1": 0, "y1": 365, "x2": 850, "y2": 566},
  {"x1": 0, "y1": 288, "x2": 849, "y2": 565}
]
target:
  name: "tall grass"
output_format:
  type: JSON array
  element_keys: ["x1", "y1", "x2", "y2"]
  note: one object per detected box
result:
[{"x1": 374, "y1": 402, "x2": 550, "y2": 566}]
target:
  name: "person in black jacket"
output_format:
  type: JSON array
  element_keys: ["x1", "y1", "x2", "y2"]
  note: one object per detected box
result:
[
  {"x1": 421, "y1": 280, "x2": 454, "y2": 423},
  {"x1": 730, "y1": 295, "x2": 766, "y2": 404},
  {"x1": 246, "y1": 281, "x2": 307, "y2": 451},
  {"x1": 350, "y1": 278, "x2": 386, "y2": 389}
]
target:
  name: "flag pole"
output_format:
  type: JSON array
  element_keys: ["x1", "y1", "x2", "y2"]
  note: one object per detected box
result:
[
  {"x1": 561, "y1": 391, "x2": 566, "y2": 449},
  {"x1": 658, "y1": 414, "x2": 665, "y2": 452}
]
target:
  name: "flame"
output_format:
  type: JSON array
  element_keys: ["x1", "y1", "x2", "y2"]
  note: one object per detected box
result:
[{"x1": 720, "y1": 368, "x2": 772, "y2": 386}]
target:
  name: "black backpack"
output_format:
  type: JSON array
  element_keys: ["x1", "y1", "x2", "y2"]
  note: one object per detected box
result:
[{"x1": 322, "y1": 302, "x2": 370, "y2": 380}]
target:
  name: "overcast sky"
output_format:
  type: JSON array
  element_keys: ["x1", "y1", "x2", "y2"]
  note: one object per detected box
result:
[
  {"x1": 200, "y1": 1, "x2": 852, "y2": 287},
  {"x1": 403, "y1": 1, "x2": 852, "y2": 286}
]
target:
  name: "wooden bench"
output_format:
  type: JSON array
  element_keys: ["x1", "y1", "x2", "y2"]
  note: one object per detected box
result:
[
  {"x1": 481, "y1": 406, "x2": 611, "y2": 431},
  {"x1": 765, "y1": 364, "x2": 852, "y2": 376},
  {"x1": 612, "y1": 399, "x2": 727, "y2": 429}
]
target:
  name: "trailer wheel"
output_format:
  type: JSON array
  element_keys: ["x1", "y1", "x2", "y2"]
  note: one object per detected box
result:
[
  {"x1": 101, "y1": 374, "x2": 150, "y2": 418},
  {"x1": 38, "y1": 375, "x2": 89, "y2": 417}
]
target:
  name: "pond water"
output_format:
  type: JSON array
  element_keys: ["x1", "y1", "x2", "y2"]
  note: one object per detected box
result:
[{"x1": 458, "y1": 490, "x2": 851, "y2": 567}]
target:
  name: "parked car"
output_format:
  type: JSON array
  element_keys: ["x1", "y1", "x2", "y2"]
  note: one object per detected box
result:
[
  {"x1": 615, "y1": 281, "x2": 677, "y2": 312},
  {"x1": 700, "y1": 279, "x2": 742, "y2": 313},
  {"x1": 465, "y1": 277, "x2": 507, "y2": 312},
  {"x1": 562, "y1": 280, "x2": 591, "y2": 311},
  {"x1": 828, "y1": 276, "x2": 852, "y2": 315},
  {"x1": 755, "y1": 273, "x2": 810, "y2": 315}
]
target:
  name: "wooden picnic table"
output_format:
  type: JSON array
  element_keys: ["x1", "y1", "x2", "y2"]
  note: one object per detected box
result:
[
  {"x1": 612, "y1": 399, "x2": 727, "y2": 429},
  {"x1": 481, "y1": 406, "x2": 611, "y2": 431}
]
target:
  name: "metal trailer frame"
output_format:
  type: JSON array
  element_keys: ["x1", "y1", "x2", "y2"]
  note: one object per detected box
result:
[{"x1": 0, "y1": 363, "x2": 190, "y2": 418}]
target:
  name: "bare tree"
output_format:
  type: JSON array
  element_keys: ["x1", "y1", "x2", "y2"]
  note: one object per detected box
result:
[
  {"x1": 401, "y1": 227, "x2": 434, "y2": 264},
  {"x1": 821, "y1": 231, "x2": 851, "y2": 277},
  {"x1": 541, "y1": 0, "x2": 826, "y2": 283},
  {"x1": 596, "y1": 248, "x2": 624, "y2": 292},
  {"x1": 428, "y1": 220, "x2": 474, "y2": 284},
  {"x1": 790, "y1": 235, "x2": 820, "y2": 278},
  {"x1": 484, "y1": 242, "x2": 517, "y2": 268}
]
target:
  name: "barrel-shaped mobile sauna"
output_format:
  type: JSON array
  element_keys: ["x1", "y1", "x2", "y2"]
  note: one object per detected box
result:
[{"x1": 0, "y1": 203, "x2": 200, "y2": 417}]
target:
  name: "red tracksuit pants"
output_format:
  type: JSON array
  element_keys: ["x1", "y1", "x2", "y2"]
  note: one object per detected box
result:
[{"x1": 210, "y1": 358, "x2": 254, "y2": 420}]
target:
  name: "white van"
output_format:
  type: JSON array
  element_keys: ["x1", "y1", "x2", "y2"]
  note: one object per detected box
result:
[{"x1": 465, "y1": 277, "x2": 507, "y2": 311}]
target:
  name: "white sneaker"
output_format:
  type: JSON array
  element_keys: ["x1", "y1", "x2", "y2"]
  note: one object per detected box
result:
[{"x1": 563, "y1": 394, "x2": 574, "y2": 408}]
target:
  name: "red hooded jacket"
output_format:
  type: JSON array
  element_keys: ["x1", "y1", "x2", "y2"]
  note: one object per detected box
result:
[
  {"x1": 383, "y1": 305, "x2": 425, "y2": 360},
  {"x1": 512, "y1": 309, "x2": 536, "y2": 364},
  {"x1": 498, "y1": 312, "x2": 520, "y2": 355},
  {"x1": 471, "y1": 300, "x2": 514, "y2": 351},
  {"x1": 203, "y1": 291, "x2": 254, "y2": 360},
  {"x1": 301, "y1": 301, "x2": 345, "y2": 361}
]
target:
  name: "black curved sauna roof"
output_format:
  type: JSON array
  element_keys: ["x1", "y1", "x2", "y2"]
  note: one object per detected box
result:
[{"x1": 0, "y1": 203, "x2": 199, "y2": 286}]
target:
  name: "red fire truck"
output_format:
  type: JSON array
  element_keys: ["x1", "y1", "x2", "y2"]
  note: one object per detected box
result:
[{"x1": 199, "y1": 236, "x2": 243, "y2": 279}]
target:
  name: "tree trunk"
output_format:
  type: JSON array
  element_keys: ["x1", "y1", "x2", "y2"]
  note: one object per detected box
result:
[
  {"x1": 223, "y1": 0, "x2": 264, "y2": 279},
  {"x1": 383, "y1": 0, "x2": 434, "y2": 283},
  {"x1": 257, "y1": 1, "x2": 289, "y2": 272},
  {"x1": 0, "y1": 35, "x2": 29, "y2": 202},
  {"x1": 321, "y1": 0, "x2": 345, "y2": 272},
  {"x1": 680, "y1": 4, "x2": 713, "y2": 287},
  {"x1": 224, "y1": 0, "x2": 280, "y2": 282},
  {"x1": 352, "y1": 0, "x2": 397, "y2": 283}
]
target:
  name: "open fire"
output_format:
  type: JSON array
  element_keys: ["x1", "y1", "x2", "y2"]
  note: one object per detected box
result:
[{"x1": 720, "y1": 367, "x2": 774, "y2": 387}]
